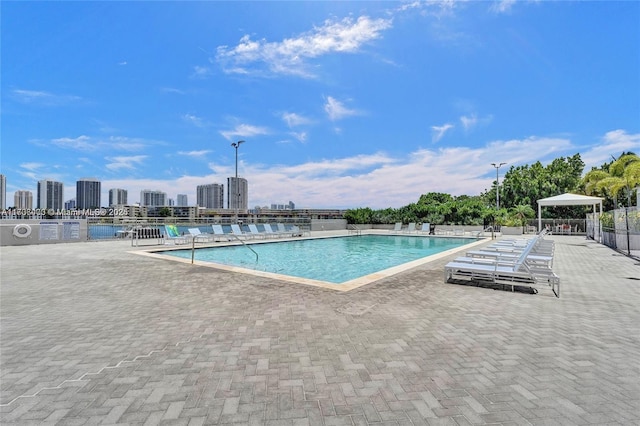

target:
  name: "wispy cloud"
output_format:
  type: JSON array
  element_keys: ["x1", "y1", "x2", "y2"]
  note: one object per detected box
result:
[
  {"x1": 490, "y1": 0, "x2": 517, "y2": 14},
  {"x1": 178, "y1": 150, "x2": 211, "y2": 158},
  {"x1": 105, "y1": 155, "x2": 147, "y2": 171},
  {"x1": 182, "y1": 114, "x2": 207, "y2": 128},
  {"x1": 46, "y1": 135, "x2": 152, "y2": 152},
  {"x1": 99, "y1": 131, "x2": 633, "y2": 209},
  {"x1": 216, "y1": 16, "x2": 393, "y2": 78},
  {"x1": 20, "y1": 162, "x2": 45, "y2": 172},
  {"x1": 281, "y1": 112, "x2": 312, "y2": 128},
  {"x1": 220, "y1": 123, "x2": 269, "y2": 140},
  {"x1": 290, "y1": 132, "x2": 308, "y2": 143},
  {"x1": 12, "y1": 89, "x2": 82, "y2": 106},
  {"x1": 431, "y1": 123, "x2": 454, "y2": 143},
  {"x1": 324, "y1": 96, "x2": 360, "y2": 121},
  {"x1": 191, "y1": 65, "x2": 211, "y2": 79},
  {"x1": 580, "y1": 130, "x2": 640, "y2": 170},
  {"x1": 460, "y1": 113, "x2": 493, "y2": 132}
]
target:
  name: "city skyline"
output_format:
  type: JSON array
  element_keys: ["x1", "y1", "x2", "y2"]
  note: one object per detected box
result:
[{"x1": 2, "y1": 2, "x2": 639, "y2": 209}]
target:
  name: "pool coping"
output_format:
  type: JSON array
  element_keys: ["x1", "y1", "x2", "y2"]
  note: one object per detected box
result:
[{"x1": 131, "y1": 233, "x2": 491, "y2": 292}]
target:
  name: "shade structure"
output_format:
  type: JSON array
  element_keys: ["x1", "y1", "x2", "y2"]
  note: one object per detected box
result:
[{"x1": 536, "y1": 193, "x2": 604, "y2": 239}]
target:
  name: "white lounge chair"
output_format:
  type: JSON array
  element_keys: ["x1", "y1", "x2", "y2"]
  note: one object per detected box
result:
[
  {"x1": 247, "y1": 224, "x2": 267, "y2": 239},
  {"x1": 403, "y1": 223, "x2": 417, "y2": 233},
  {"x1": 390, "y1": 222, "x2": 402, "y2": 233},
  {"x1": 230, "y1": 224, "x2": 252, "y2": 240},
  {"x1": 264, "y1": 223, "x2": 288, "y2": 238},
  {"x1": 188, "y1": 227, "x2": 215, "y2": 243},
  {"x1": 211, "y1": 224, "x2": 232, "y2": 241},
  {"x1": 444, "y1": 240, "x2": 559, "y2": 297}
]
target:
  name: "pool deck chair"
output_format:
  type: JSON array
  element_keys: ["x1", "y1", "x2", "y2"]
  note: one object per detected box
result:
[
  {"x1": 403, "y1": 223, "x2": 417, "y2": 234},
  {"x1": 164, "y1": 224, "x2": 190, "y2": 245},
  {"x1": 230, "y1": 224, "x2": 252, "y2": 240},
  {"x1": 211, "y1": 224, "x2": 232, "y2": 242},
  {"x1": 188, "y1": 228, "x2": 215, "y2": 243},
  {"x1": 390, "y1": 222, "x2": 403, "y2": 233},
  {"x1": 444, "y1": 239, "x2": 559, "y2": 297},
  {"x1": 291, "y1": 225, "x2": 310, "y2": 237},
  {"x1": 264, "y1": 223, "x2": 287, "y2": 238},
  {"x1": 247, "y1": 224, "x2": 267, "y2": 239}
]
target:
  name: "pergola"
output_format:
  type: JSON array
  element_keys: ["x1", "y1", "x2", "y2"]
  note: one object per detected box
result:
[{"x1": 536, "y1": 193, "x2": 604, "y2": 239}]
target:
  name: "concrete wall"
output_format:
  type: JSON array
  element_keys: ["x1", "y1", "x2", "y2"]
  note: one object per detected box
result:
[
  {"x1": 310, "y1": 219, "x2": 347, "y2": 231},
  {"x1": 0, "y1": 219, "x2": 88, "y2": 246}
]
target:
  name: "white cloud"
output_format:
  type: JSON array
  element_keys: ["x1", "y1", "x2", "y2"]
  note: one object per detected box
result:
[
  {"x1": 191, "y1": 65, "x2": 211, "y2": 79},
  {"x1": 281, "y1": 112, "x2": 312, "y2": 128},
  {"x1": 580, "y1": 130, "x2": 640, "y2": 171},
  {"x1": 45, "y1": 135, "x2": 152, "y2": 152},
  {"x1": 290, "y1": 132, "x2": 308, "y2": 143},
  {"x1": 103, "y1": 135, "x2": 581, "y2": 209},
  {"x1": 490, "y1": 0, "x2": 517, "y2": 14},
  {"x1": 220, "y1": 123, "x2": 269, "y2": 140},
  {"x1": 216, "y1": 16, "x2": 393, "y2": 77},
  {"x1": 182, "y1": 114, "x2": 207, "y2": 128},
  {"x1": 178, "y1": 150, "x2": 211, "y2": 158},
  {"x1": 431, "y1": 123, "x2": 454, "y2": 143},
  {"x1": 105, "y1": 155, "x2": 147, "y2": 171},
  {"x1": 12, "y1": 89, "x2": 82, "y2": 105},
  {"x1": 460, "y1": 114, "x2": 478, "y2": 131},
  {"x1": 324, "y1": 96, "x2": 360, "y2": 121}
]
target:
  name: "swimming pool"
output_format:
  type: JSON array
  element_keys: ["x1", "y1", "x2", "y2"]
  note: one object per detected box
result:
[{"x1": 150, "y1": 234, "x2": 484, "y2": 291}]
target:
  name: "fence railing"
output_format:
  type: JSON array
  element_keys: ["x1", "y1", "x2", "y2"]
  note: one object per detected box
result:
[{"x1": 589, "y1": 206, "x2": 640, "y2": 255}]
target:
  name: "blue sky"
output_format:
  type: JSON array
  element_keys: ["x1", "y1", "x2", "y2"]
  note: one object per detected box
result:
[{"x1": 2, "y1": 1, "x2": 639, "y2": 209}]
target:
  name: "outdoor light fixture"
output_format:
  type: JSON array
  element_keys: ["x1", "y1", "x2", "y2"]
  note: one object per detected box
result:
[
  {"x1": 491, "y1": 162, "x2": 507, "y2": 210},
  {"x1": 231, "y1": 140, "x2": 245, "y2": 223}
]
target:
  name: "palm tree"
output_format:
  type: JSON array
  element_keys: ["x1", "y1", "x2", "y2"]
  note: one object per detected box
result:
[
  {"x1": 584, "y1": 153, "x2": 640, "y2": 207},
  {"x1": 509, "y1": 204, "x2": 536, "y2": 233}
]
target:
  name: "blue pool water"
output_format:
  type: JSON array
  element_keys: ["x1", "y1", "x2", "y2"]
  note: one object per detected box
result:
[{"x1": 161, "y1": 235, "x2": 476, "y2": 284}]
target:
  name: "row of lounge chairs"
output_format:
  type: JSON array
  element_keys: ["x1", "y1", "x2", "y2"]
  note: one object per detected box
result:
[
  {"x1": 390, "y1": 222, "x2": 433, "y2": 234},
  {"x1": 163, "y1": 223, "x2": 309, "y2": 245},
  {"x1": 444, "y1": 230, "x2": 560, "y2": 297}
]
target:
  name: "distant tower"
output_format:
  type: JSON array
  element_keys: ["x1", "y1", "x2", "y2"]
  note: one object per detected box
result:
[
  {"x1": 109, "y1": 188, "x2": 128, "y2": 206},
  {"x1": 76, "y1": 178, "x2": 101, "y2": 209},
  {"x1": 37, "y1": 179, "x2": 64, "y2": 210},
  {"x1": 0, "y1": 174, "x2": 6, "y2": 210},
  {"x1": 227, "y1": 177, "x2": 248, "y2": 210},
  {"x1": 197, "y1": 184, "x2": 224, "y2": 208},
  {"x1": 140, "y1": 190, "x2": 167, "y2": 206},
  {"x1": 14, "y1": 190, "x2": 33, "y2": 209},
  {"x1": 177, "y1": 194, "x2": 188, "y2": 206}
]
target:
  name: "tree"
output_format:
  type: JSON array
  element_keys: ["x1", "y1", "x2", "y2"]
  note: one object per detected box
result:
[
  {"x1": 582, "y1": 153, "x2": 639, "y2": 208},
  {"x1": 509, "y1": 204, "x2": 536, "y2": 232}
]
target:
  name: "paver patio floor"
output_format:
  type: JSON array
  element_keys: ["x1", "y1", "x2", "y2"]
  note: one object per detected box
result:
[{"x1": 1, "y1": 234, "x2": 639, "y2": 425}]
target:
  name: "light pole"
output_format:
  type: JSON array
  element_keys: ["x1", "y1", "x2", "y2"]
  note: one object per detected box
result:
[
  {"x1": 491, "y1": 162, "x2": 506, "y2": 210},
  {"x1": 231, "y1": 140, "x2": 245, "y2": 224}
]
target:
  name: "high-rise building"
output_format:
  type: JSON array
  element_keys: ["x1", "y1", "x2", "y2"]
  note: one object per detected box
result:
[
  {"x1": 37, "y1": 179, "x2": 64, "y2": 210},
  {"x1": 0, "y1": 174, "x2": 6, "y2": 210},
  {"x1": 197, "y1": 184, "x2": 224, "y2": 209},
  {"x1": 109, "y1": 188, "x2": 128, "y2": 206},
  {"x1": 140, "y1": 190, "x2": 167, "y2": 206},
  {"x1": 65, "y1": 199, "x2": 76, "y2": 210},
  {"x1": 177, "y1": 194, "x2": 188, "y2": 206},
  {"x1": 227, "y1": 177, "x2": 248, "y2": 210},
  {"x1": 14, "y1": 190, "x2": 33, "y2": 209},
  {"x1": 76, "y1": 178, "x2": 101, "y2": 209}
]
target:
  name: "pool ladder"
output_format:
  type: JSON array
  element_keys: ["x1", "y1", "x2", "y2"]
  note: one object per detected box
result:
[{"x1": 231, "y1": 234, "x2": 259, "y2": 262}]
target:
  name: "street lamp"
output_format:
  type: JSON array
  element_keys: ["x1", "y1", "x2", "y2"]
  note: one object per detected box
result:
[
  {"x1": 491, "y1": 162, "x2": 507, "y2": 210},
  {"x1": 231, "y1": 140, "x2": 245, "y2": 223}
]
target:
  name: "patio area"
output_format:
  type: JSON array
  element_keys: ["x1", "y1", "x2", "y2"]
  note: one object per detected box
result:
[{"x1": 1, "y1": 233, "x2": 639, "y2": 425}]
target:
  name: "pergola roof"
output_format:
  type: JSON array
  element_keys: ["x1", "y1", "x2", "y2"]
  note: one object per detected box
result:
[{"x1": 537, "y1": 193, "x2": 604, "y2": 207}]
